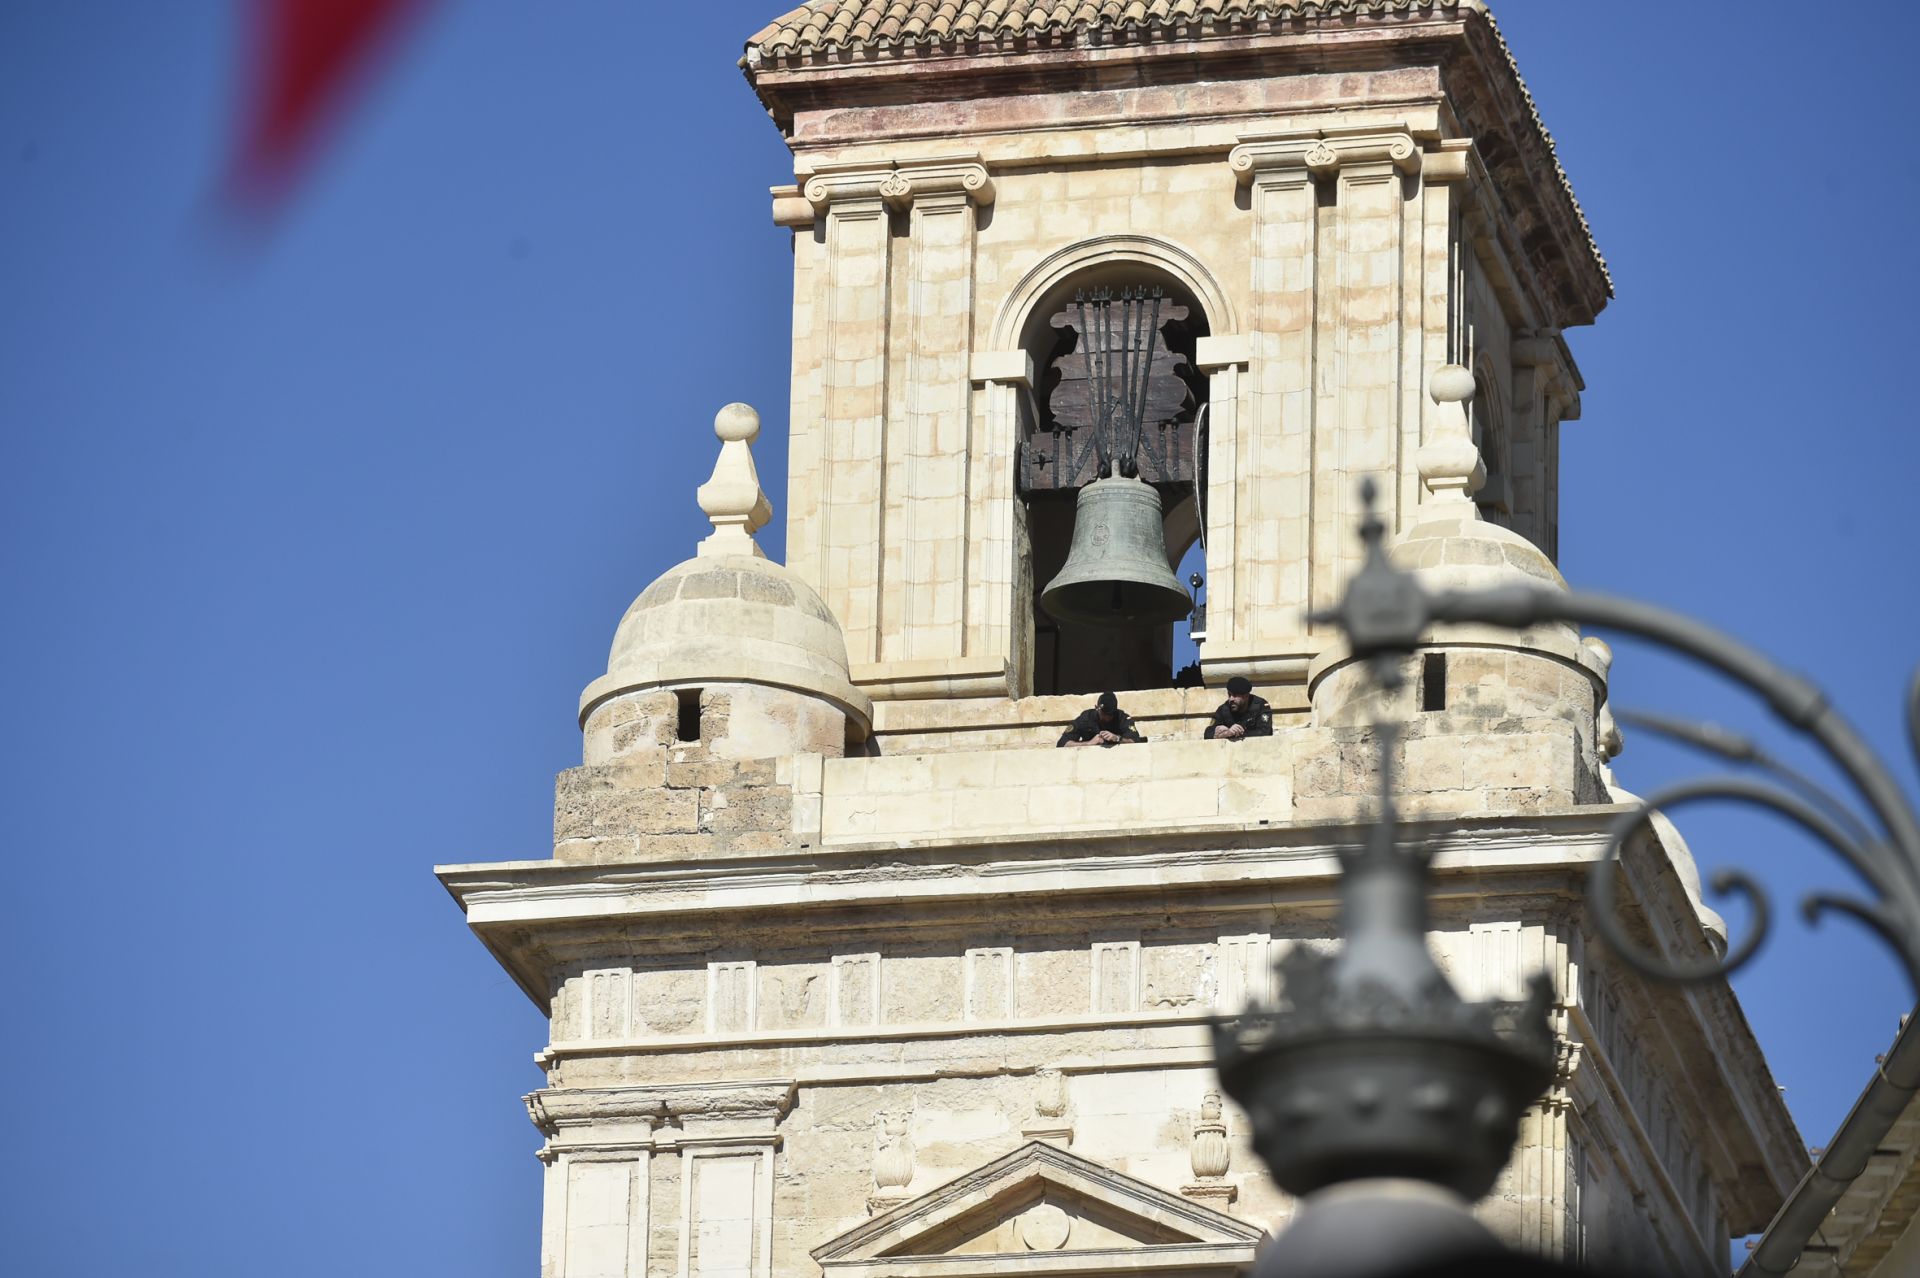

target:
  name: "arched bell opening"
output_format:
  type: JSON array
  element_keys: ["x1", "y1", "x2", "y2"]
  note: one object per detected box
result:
[{"x1": 1017, "y1": 263, "x2": 1209, "y2": 697}]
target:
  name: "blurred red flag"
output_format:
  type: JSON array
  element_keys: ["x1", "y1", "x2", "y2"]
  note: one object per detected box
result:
[{"x1": 228, "y1": 0, "x2": 433, "y2": 210}]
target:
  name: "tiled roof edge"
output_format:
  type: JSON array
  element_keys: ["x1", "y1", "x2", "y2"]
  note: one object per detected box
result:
[{"x1": 743, "y1": 0, "x2": 1610, "y2": 299}]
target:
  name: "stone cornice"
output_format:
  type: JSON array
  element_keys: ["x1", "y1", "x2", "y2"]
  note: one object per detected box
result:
[
  {"x1": 800, "y1": 155, "x2": 993, "y2": 218},
  {"x1": 1229, "y1": 129, "x2": 1420, "y2": 184},
  {"x1": 744, "y1": 6, "x2": 1608, "y2": 324},
  {"x1": 525, "y1": 1079, "x2": 798, "y2": 1136}
]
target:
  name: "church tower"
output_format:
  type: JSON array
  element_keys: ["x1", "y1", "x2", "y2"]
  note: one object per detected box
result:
[{"x1": 441, "y1": 5, "x2": 1804, "y2": 1275}]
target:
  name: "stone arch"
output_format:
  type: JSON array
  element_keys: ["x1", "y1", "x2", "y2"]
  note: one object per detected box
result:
[
  {"x1": 988, "y1": 233, "x2": 1238, "y2": 355},
  {"x1": 988, "y1": 236, "x2": 1232, "y2": 698}
]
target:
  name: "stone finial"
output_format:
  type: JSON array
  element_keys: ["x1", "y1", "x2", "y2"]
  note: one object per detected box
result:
[
  {"x1": 869, "y1": 1112, "x2": 914, "y2": 1214},
  {"x1": 696, "y1": 403, "x2": 774, "y2": 559},
  {"x1": 1417, "y1": 364, "x2": 1486, "y2": 508},
  {"x1": 1190, "y1": 1091, "x2": 1230, "y2": 1179},
  {"x1": 1182, "y1": 1089, "x2": 1237, "y2": 1207}
]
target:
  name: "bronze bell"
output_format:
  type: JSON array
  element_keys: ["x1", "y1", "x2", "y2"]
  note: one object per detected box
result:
[{"x1": 1040, "y1": 475, "x2": 1193, "y2": 627}]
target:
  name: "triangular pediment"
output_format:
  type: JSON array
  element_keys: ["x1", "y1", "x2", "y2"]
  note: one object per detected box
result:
[{"x1": 815, "y1": 1141, "x2": 1260, "y2": 1277}]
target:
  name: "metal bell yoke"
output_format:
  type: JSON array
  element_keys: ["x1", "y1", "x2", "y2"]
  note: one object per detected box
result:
[{"x1": 1038, "y1": 286, "x2": 1192, "y2": 628}]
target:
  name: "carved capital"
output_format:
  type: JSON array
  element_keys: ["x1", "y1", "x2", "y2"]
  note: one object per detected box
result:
[
  {"x1": 1230, "y1": 130, "x2": 1420, "y2": 186},
  {"x1": 1228, "y1": 135, "x2": 1320, "y2": 186},
  {"x1": 804, "y1": 156, "x2": 992, "y2": 214},
  {"x1": 803, "y1": 164, "x2": 893, "y2": 211},
  {"x1": 887, "y1": 158, "x2": 994, "y2": 211}
]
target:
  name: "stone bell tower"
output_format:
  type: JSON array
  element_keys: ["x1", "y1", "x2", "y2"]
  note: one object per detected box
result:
[
  {"x1": 753, "y1": 0, "x2": 1604, "y2": 719},
  {"x1": 442, "y1": 5, "x2": 1803, "y2": 1277}
]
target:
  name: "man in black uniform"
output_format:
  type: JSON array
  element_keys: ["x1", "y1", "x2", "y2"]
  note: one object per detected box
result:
[
  {"x1": 1057, "y1": 691, "x2": 1146, "y2": 748},
  {"x1": 1205, "y1": 676, "x2": 1272, "y2": 741}
]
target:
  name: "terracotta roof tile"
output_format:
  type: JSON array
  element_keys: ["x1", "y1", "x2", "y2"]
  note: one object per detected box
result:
[
  {"x1": 752, "y1": 1, "x2": 1447, "y2": 61},
  {"x1": 742, "y1": 1, "x2": 1610, "y2": 297}
]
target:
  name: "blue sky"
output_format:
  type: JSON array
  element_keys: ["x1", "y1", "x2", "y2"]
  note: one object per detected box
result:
[{"x1": 2, "y1": 3, "x2": 1916, "y2": 1273}]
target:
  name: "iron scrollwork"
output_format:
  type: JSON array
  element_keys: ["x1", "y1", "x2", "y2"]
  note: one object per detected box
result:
[{"x1": 1313, "y1": 479, "x2": 1920, "y2": 992}]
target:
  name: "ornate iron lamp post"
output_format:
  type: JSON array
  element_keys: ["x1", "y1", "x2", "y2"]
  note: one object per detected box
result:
[{"x1": 1215, "y1": 479, "x2": 1920, "y2": 1276}]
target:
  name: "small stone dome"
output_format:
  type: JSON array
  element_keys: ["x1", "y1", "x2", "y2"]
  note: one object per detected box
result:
[
  {"x1": 1389, "y1": 513, "x2": 1569, "y2": 596},
  {"x1": 1309, "y1": 366, "x2": 1598, "y2": 727},
  {"x1": 578, "y1": 552, "x2": 870, "y2": 730},
  {"x1": 576, "y1": 402, "x2": 872, "y2": 741}
]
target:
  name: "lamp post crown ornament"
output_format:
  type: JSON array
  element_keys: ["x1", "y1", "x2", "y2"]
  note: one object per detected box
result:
[{"x1": 1221, "y1": 479, "x2": 1920, "y2": 1275}]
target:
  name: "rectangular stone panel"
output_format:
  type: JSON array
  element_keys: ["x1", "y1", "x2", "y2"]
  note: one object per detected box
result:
[
  {"x1": 832, "y1": 953, "x2": 879, "y2": 1027},
  {"x1": 1216, "y1": 934, "x2": 1273, "y2": 1012},
  {"x1": 686, "y1": 1152, "x2": 761, "y2": 1278},
  {"x1": 586, "y1": 968, "x2": 631, "y2": 1041},
  {"x1": 707, "y1": 962, "x2": 757, "y2": 1034},
  {"x1": 564, "y1": 1159, "x2": 644, "y2": 1278},
  {"x1": 1092, "y1": 940, "x2": 1140, "y2": 1015},
  {"x1": 964, "y1": 947, "x2": 1012, "y2": 1020}
]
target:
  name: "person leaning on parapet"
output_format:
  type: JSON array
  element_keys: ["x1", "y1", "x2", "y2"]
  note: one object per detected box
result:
[
  {"x1": 1205, "y1": 676, "x2": 1272, "y2": 741},
  {"x1": 1057, "y1": 691, "x2": 1145, "y2": 748}
]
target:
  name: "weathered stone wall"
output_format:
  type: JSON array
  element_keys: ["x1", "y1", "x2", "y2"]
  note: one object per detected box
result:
[
  {"x1": 524, "y1": 899, "x2": 1727, "y2": 1275},
  {"x1": 561, "y1": 688, "x2": 827, "y2": 862},
  {"x1": 780, "y1": 91, "x2": 1584, "y2": 709},
  {"x1": 522, "y1": 883, "x2": 1745, "y2": 1275}
]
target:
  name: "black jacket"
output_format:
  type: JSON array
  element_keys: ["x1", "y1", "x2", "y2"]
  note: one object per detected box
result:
[
  {"x1": 1206, "y1": 694, "x2": 1272, "y2": 739},
  {"x1": 1057, "y1": 707, "x2": 1145, "y2": 746}
]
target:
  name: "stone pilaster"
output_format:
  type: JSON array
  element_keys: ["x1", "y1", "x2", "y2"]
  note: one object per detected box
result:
[
  {"x1": 796, "y1": 164, "x2": 896, "y2": 667},
  {"x1": 881, "y1": 160, "x2": 993, "y2": 668},
  {"x1": 1216, "y1": 131, "x2": 1418, "y2": 684},
  {"x1": 1309, "y1": 133, "x2": 1422, "y2": 626},
  {"x1": 791, "y1": 158, "x2": 994, "y2": 690},
  {"x1": 526, "y1": 1081, "x2": 796, "y2": 1278},
  {"x1": 1222, "y1": 133, "x2": 1318, "y2": 676},
  {"x1": 964, "y1": 348, "x2": 1031, "y2": 693}
]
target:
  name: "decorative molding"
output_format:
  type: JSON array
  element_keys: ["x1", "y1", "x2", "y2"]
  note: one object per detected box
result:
[
  {"x1": 814, "y1": 1140, "x2": 1263, "y2": 1271},
  {"x1": 888, "y1": 158, "x2": 995, "y2": 209},
  {"x1": 988, "y1": 233, "x2": 1240, "y2": 349},
  {"x1": 803, "y1": 155, "x2": 993, "y2": 214},
  {"x1": 525, "y1": 1079, "x2": 798, "y2": 1139},
  {"x1": 1229, "y1": 129, "x2": 1420, "y2": 185}
]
